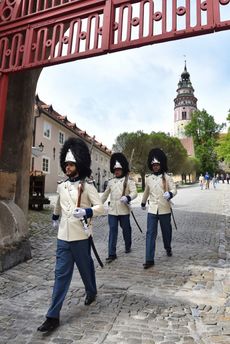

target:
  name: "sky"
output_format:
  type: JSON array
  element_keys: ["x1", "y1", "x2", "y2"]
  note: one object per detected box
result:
[{"x1": 36, "y1": 29, "x2": 230, "y2": 150}]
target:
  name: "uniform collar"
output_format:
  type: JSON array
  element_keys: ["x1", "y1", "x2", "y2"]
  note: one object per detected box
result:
[
  {"x1": 69, "y1": 176, "x2": 81, "y2": 182},
  {"x1": 152, "y1": 172, "x2": 162, "y2": 177}
]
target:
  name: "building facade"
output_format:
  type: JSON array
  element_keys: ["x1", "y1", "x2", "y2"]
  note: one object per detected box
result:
[
  {"x1": 32, "y1": 95, "x2": 112, "y2": 193},
  {"x1": 174, "y1": 62, "x2": 196, "y2": 156}
]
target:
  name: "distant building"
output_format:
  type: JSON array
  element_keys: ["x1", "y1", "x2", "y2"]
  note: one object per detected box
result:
[
  {"x1": 174, "y1": 62, "x2": 196, "y2": 156},
  {"x1": 32, "y1": 95, "x2": 112, "y2": 193}
]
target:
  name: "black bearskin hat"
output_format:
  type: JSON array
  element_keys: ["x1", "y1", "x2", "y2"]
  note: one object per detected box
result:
[
  {"x1": 110, "y1": 152, "x2": 130, "y2": 175},
  {"x1": 147, "y1": 148, "x2": 168, "y2": 173},
  {"x1": 60, "y1": 137, "x2": 91, "y2": 178}
]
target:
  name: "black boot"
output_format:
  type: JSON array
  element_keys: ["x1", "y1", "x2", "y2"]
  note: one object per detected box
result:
[
  {"x1": 37, "y1": 317, "x2": 60, "y2": 332},
  {"x1": 106, "y1": 255, "x2": 117, "y2": 263},
  {"x1": 143, "y1": 261, "x2": 155, "y2": 269},
  {"x1": 84, "y1": 294, "x2": 97, "y2": 305},
  {"x1": 166, "y1": 249, "x2": 172, "y2": 257}
]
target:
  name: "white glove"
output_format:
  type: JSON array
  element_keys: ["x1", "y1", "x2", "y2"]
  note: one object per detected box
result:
[
  {"x1": 52, "y1": 220, "x2": 59, "y2": 230},
  {"x1": 73, "y1": 208, "x2": 86, "y2": 219},
  {"x1": 120, "y1": 196, "x2": 128, "y2": 204},
  {"x1": 163, "y1": 191, "x2": 171, "y2": 201}
]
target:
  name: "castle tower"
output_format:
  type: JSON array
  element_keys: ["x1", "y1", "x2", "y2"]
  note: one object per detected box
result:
[
  {"x1": 174, "y1": 62, "x2": 197, "y2": 139},
  {"x1": 174, "y1": 61, "x2": 197, "y2": 156}
]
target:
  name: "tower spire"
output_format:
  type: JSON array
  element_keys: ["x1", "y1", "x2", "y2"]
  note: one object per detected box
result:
[{"x1": 173, "y1": 61, "x2": 197, "y2": 139}]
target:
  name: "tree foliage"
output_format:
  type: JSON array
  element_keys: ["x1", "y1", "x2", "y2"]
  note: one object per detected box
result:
[
  {"x1": 113, "y1": 131, "x2": 188, "y2": 188},
  {"x1": 184, "y1": 109, "x2": 225, "y2": 174},
  {"x1": 215, "y1": 110, "x2": 230, "y2": 164}
]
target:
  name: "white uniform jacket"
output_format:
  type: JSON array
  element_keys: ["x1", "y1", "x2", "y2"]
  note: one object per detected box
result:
[
  {"x1": 101, "y1": 176, "x2": 137, "y2": 216},
  {"x1": 53, "y1": 179, "x2": 104, "y2": 241},
  {"x1": 142, "y1": 173, "x2": 177, "y2": 215}
]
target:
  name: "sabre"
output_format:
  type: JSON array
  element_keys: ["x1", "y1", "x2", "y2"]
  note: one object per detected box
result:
[
  {"x1": 162, "y1": 175, "x2": 178, "y2": 230},
  {"x1": 78, "y1": 182, "x2": 104, "y2": 267},
  {"x1": 122, "y1": 149, "x2": 143, "y2": 234}
]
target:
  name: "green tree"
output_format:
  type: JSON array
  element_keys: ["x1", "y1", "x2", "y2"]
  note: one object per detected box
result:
[
  {"x1": 113, "y1": 131, "x2": 151, "y2": 189},
  {"x1": 113, "y1": 131, "x2": 187, "y2": 189},
  {"x1": 184, "y1": 109, "x2": 225, "y2": 174},
  {"x1": 180, "y1": 156, "x2": 201, "y2": 183},
  {"x1": 149, "y1": 132, "x2": 187, "y2": 174},
  {"x1": 215, "y1": 110, "x2": 230, "y2": 164}
]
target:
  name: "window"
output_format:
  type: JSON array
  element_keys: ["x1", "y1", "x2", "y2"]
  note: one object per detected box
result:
[
  {"x1": 59, "y1": 131, "x2": 65, "y2": 144},
  {"x1": 42, "y1": 157, "x2": 50, "y2": 173},
  {"x1": 43, "y1": 121, "x2": 51, "y2": 139},
  {"x1": 182, "y1": 111, "x2": 187, "y2": 120}
]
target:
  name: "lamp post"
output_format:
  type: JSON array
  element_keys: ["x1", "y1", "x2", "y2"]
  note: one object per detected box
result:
[
  {"x1": 97, "y1": 167, "x2": 100, "y2": 192},
  {"x1": 38, "y1": 142, "x2": 44, "y2": 152}
]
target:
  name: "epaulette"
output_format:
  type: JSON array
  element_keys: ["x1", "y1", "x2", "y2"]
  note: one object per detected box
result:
[
  {"x1": 85, "y1": 177, "x2": 95, "y2": 184},
  {"x1": 57, "y1": 179, "x2": 65, "y2": 184},
  {"x1": 145, "y1": 174, "x2": 151, "y2": 178}
]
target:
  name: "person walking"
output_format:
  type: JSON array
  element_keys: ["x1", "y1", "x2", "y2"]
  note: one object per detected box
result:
[
  {"x1": 212, "y1": 175, "x2": 217, "y2": 189},
  {"x1": 199, "y1": 173, "x2": 205, "y2": 190},
  {"x1": 204, "y1": 172, "x2": 210, "y2": 189},
  {"x1": 141, "y1": 148, "x2": 177, "y2": 269},
  {"x1": 101, "y1": 152, "x2": 137, "y2": 263},
  {"x1": 37, "y1": 137, "x2": 104, "y2": 333}
]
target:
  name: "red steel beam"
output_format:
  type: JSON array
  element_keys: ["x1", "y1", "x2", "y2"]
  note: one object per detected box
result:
[
  {"x1": 0, "y1": 73, "x2": 8, "y2": 156},
  {"x1": 0, "y1": 0, "x2": 230, "y2": 73}
]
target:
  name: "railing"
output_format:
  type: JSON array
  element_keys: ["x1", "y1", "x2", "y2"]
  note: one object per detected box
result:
[{"x1": 0, "y1": 0, "x2": 230, "y2": 72}]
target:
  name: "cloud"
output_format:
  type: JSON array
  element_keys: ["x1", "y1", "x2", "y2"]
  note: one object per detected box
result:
[{"x1": 36, "y1": 29, "x2": 230, "y2": 149}]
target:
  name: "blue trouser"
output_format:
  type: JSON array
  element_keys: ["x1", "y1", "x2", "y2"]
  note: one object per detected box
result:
[
  {"x1": 46, "y1": 239, "x2": 97, "y2": 319},
  {"x1": 108, "y1": 214, "x2": 131, "y2": 256},
  {"x1": 145, "y1": 213, "x2": 172, "y2": 262}
]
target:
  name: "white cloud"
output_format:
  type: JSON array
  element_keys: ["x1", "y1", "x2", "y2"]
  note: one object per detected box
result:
[{"x1": 36, "y1": 29, "x2": 230, "y2": 149}]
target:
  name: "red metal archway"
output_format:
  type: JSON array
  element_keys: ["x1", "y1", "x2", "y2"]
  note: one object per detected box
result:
[{"x1": 0, "y1": 0, "x2": 230, "y2": 151}]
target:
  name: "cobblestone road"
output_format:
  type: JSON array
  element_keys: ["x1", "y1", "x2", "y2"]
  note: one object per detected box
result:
[{"x1": 0, "y1": 183, "x2": 230, "y2": 344}]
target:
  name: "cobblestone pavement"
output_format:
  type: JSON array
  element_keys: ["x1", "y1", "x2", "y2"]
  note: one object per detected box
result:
[{"x1": 0, "y1": 183, "x2": 230, "y2": 344}]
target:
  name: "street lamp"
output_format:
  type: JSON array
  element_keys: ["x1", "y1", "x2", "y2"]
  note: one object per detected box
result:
[
  {"x1": 97, "y1": 167, "x2": 100, "y2": 192},
  {"x1": 38, "y1": 142, "x2": 44, "y2": 152}
]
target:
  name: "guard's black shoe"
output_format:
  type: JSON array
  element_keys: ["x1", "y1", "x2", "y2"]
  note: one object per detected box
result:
[
  {"x1": 166, "y1": 249, "x2": 172, "y2": 257},
  {"x1": 125, "y1": 248, "x2": 131, "y2": 253},
  {"x1": 143, "y1": 261, "x2": 155, "y2": 269},
  {"x1": 84, "y1": 294, "x2": 96, "y2": 305},
  {"x1": 37, "y1": 317, "x2": 59, "y2": 332},
  {"x1": 106, "y1": 255, "x2": 117, "y2": 263}
]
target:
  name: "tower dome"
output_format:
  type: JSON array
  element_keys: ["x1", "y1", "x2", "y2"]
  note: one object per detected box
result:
[{"x1": 174, "y1": 61, "x2": 197, "y2": 140}]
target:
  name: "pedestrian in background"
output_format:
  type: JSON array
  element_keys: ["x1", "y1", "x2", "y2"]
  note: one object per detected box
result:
[
  {"x1": 226, "y1": 173, "x2": 230, "y2": 184},
  {"x1": 204, "y1": 172, "x2": 210, "y2": 189},
  {"x1": 212, "y1": 175, "x2": 217, "y2": 189},
  {"x1": 141, "y1": 148, "x2": 177, "y2": 269},
  {"x1": 221, "y1": 173, "x2": 225, "y2": 183},
  {"x1": 199, "y1": 173, "x2": 205, "y2": 190},
  {"x1": 37, "y1": 138, "x2": 104, "y2": 333},
  {"x1": 101, "y1": 153, "x2": 137, "y2": 263}
]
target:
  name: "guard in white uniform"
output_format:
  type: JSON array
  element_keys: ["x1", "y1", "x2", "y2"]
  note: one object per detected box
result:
[
  {"x1": 38, "y1": 137, "x2": 104, "y2": 333},
  {"x1": 101, "y1": 153, "x2": 137, "y2": 263},
  {"x1": 141, "y1": 148, "x2": 177, "y2": 269}
]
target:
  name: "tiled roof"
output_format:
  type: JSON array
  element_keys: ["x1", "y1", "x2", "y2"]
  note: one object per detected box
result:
[{"x1": 35, "y1": 94, "x2": 112, "y2": 155}]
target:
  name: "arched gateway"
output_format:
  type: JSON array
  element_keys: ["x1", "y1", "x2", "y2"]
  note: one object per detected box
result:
[{"x1": 0, "y1": 0, "x2": 229, "y2": 271}]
